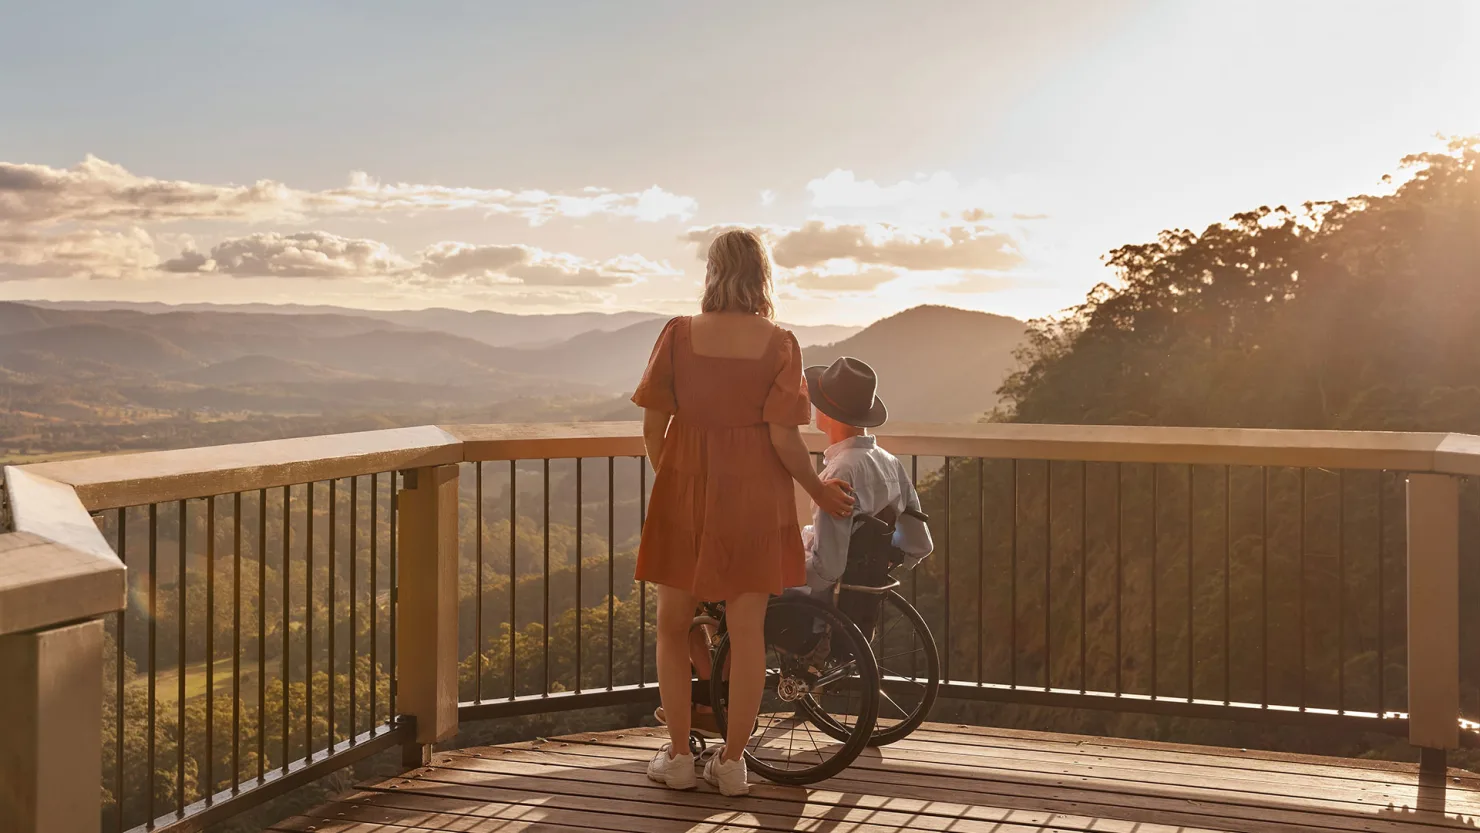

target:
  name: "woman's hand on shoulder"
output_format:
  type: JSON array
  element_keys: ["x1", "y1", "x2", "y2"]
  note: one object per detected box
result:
[{"x1": 814, "y1": 478, "x2": 855, "y2": 518}]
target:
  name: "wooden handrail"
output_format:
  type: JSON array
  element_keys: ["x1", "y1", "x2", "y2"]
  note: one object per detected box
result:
[
  {"x1": 12, "y1": 421, "x2": 1480, "y2": 512},
  {"x1": 0, "y1": 468, "x2": 124, "y2": 635},
  {"x1": 17, "y1": 425, "x2": 463, "y2": 512}
]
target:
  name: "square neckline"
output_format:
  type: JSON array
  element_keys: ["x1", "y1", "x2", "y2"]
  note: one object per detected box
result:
[{"x1": 680, "y1": 315, "x2": 782, "y2": 362}]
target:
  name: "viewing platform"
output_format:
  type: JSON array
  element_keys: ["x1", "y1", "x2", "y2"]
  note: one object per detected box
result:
[
  {"x1": 3, "y1": 422, "x2": 1479, "y2": 832},
  {"x1": 275, "y1": 723, "x2": 1480, "y2": 832}
]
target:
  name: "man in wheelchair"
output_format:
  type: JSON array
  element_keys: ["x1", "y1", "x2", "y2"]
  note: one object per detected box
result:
[{"x1": 657, "y1": 357, "x2": 933, "y2": 736}]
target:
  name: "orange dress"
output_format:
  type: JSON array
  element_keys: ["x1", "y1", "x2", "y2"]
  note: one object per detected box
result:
[{"x1": 631, "y1": 316, "x2": 810, "y2": 601}]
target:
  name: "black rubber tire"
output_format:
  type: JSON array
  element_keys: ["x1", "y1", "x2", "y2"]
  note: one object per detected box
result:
[
  {"x1": 709, "y1": 593, "x2": 880, "y2": 786},
  {"x1": 863, "y1": 591, "x2": 939, "y2": 745}
]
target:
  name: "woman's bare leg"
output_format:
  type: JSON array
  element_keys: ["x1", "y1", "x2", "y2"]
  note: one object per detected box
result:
[
  {"x1": 721, "y1": 592, "x2": 768, "y2": 762},
  {"x1": 656, "y1": 584, "x2": 697, "y2": 753}
]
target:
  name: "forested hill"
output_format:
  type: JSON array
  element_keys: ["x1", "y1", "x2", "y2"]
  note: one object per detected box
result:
[{"x1": 996, "y1": 137, "x2": 1480, "y2": 433}]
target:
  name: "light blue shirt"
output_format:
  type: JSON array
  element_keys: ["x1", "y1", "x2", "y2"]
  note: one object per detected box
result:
[{"x1": 798, "y1": 435, "x2": 934, "y2": 595}]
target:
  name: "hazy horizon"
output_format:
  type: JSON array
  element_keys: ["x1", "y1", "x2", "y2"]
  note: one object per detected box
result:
[{"x1": 2, "y1": 0, "x2": 1477, "y2": 326}]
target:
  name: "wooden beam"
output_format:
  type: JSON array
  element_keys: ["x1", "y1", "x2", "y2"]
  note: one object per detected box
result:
[
  {"x1": 1407, "y1": 473, "x2": 1460, "y2": 752},
  {"x1": 0, "y1": 619, "x2": 105, "y2": 833},
  {"x1": 0, "y1": 468, "x2": 124, "y2": 635},
  {"x1": 396, "y1": 464, "x2": 460, "y2": 752},
  {"x1": 18, "y1": 425, "x2": 463, "y2": 511},
  {"x1": 447, "y1": 422, "x2": 1480, "y2": 474},
  {"x1": 13, "y1": 423, "x2": 1480, "y2": 515}
]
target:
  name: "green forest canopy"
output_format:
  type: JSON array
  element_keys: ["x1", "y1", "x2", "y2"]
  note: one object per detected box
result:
[{"x1": 997, "y1": 137, "x2": 1480, "y2": 433}]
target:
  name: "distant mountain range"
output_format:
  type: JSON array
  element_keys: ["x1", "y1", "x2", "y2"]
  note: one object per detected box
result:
[
  {"x1": 25, "y1": 300, "x2": 860, "y2": 349},
  {"x1": 579, "y1": 306, "x2": 1028, "y2": 423},
  {"x1": 0, "y1": 300, "x2": 1026, "y2": 448},
  {"x1": 804, "y1": 305, "x2": 1026, "y2": 422}
]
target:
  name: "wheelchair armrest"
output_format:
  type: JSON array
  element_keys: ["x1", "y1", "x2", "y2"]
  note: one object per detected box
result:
[{"x1": 839, "y1": 578, "x2": 902, "y2": 594}]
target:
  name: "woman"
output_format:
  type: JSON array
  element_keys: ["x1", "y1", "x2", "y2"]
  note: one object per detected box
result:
[{"x1": 632, "y1": 229, "x2": 854, "y2": 796}]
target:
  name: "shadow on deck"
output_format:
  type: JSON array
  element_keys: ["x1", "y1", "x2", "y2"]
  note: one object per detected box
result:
[{"x1": 273, "y1": 723, "x2": 1480, "y2": 833}]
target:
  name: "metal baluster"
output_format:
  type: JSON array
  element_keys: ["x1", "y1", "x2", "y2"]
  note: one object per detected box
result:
[
  {"x1": 639, "y1": 459, "x2": 647, "y2": 686},
  {"x1": 115, "y1": 509, "x2": 127, "y2": 832},
  {"x1": 476, "y1": 462, "x2": 484, "y2": 702},
  {"x1": 148, "y1": 503, "x2": 157, "y2": 823},
  {"x1": 370, "y1": 475, "x2": 378, "y2": 727},
  {"x1": 306, "y1": 483, "x2": 314, "y2": 758},
  {"x1": 257, "y1": 489, "x2": 266, "y2": 778},
  {"x1": 544, "y1": 459, "x2": 551, "y2": 695},
  {"x1": 576, "y1": 459, "x2": 583, "y2": 694},
  {"x1": 282, "y1": 485, "x2": 290, "y2": 770},
  {"x1": 1080, "y1": 462, "x2": 1088, "y2": 695},
  {"x1": 1260, "y1": 467, "x2": 1269, "y2": 708},
  {"x1": 389, "y1": 473, "x2": 398, "y2": 723},
  {"x1": 1152, "y1": 465, "x2": 1159, "y2": 700},
  {"x1": 329, "y1": 480, "x2": 337, "y2": 747},
  {"x1": 1223, "y1": 467, "x2": 1231, "y2": 707},
  {"x1": 1045, "y1": 463, "x2": 1052, "y2": 692},
  {"x1": 943, "y1": 458, "x2": 951, "y2": 684},
  {"x1": 205, "y1": 495, "x2": 215, "y2": 800},
  {"x1": 176, "y1": 499, "x2": 186, "y2": 816},
  {"x1": 977, "y1": 457, "x2": 985, "y2": 685},
  {"x1": 1298, "y1": 468, "x2": 1306, "y2": 711},
  {"x1": 1115, "y1": 463, "x2": 1123, "y2": 696},
  {"x1": 350, "y1": 477, "x2": 358, "y2": 736},
  {"x1": 1337, "y1": 470, "x2": 1345, "y2": 714},
  {"x1": 232, "y1": 493, "x2": 241, "y2": 790},
  {"x1": 608, "y1": 457, "x2": 616, "y2": 690},
  {"x1": 1377, "y1": 471, "x2": 1386, "y2": 717},
  {"x1": 1010, "y1": 460, "x2": 1018, "y2": 689},
  {"x1": 1187, "y1": 465, "x2": 1194, "y2": 702},
  {"x1": 911, "y1": 456, "x2": 919, "y2": 679},
  {"x1": 509, "y1": 461, "x2": 517, "y2": 699}
]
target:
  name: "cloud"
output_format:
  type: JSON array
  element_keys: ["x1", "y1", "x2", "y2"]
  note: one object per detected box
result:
[
  {"x1": 685, "y1": 220, "x2": 1023, "y2": 272},
  {"x1": 760, "y1": 190, "x2": 776, "y2": 206},
  {"x1": 161, "y1": 231, "x2": 410, "y2": 277},
  {"x1": 807, "y1": 169, "x2": 1004, "y2": 212},
  {"x1": 417, "y1": 242, "x2": 678, "y2": 287},
  {"x1": 149, "y1": 231, "x2": 680, "y2": 288},
  {"x1": 0, "y1": 156, "x2": 698, "y2": 227},
  {"x1": 0, "y1": 221, "x2": 681, "y2": 290},
  {"x1": 788, "y1": 265, "x2": 902, "y2": 292},
  {"x1": 416, "y1": 242, "x2": 528, "y2": 280},
  {"x1": 773, "y1": 220, "x2": 1022, "y2": 271},
  {"x1": 805, "y1": 169, "x2": 1045, "y2": 225},
  {"x1": 0, "y1": 227, "x2": 159, "y2": 279}
]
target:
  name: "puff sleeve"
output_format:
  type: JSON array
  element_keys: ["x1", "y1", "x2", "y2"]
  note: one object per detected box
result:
[
  {"x1": 631, "y1": 317, "x2": 680, "y2": 414},
  {"x1": 763, "y1": 330, "x2": 811, "y2": 425}
]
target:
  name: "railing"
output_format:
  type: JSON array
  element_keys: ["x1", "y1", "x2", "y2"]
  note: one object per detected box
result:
[
  {"x1": 2, "y1": 422, "x2": 1477, "y2": 833},
  {"x1": 94, "y1": 474, "x2": 410, "y2": 832}
]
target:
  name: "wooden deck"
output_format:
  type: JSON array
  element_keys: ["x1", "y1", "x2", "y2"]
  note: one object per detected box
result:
[{"x1": 273, "y1": 723, "x2": 1480, "y2": 832}]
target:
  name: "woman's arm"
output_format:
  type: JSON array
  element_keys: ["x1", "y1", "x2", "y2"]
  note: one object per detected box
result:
[
  {"x1": 642, "y1": 408, "x2": 671, "y2": 469},
  {"x1": 769, "y1": 423, "x2": 853, "y2": 516}
]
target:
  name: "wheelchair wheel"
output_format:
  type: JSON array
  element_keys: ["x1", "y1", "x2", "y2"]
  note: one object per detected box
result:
[
  {"x1": 709, "y1": 593, "x2": 879, "y2": 785},
  {"x1": 807, "y1": 589, "x2": 940, "y2": 746}
]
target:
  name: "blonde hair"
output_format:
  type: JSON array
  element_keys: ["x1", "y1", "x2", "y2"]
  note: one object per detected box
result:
[{"x1": 701, "y1": 229, "x2": 775, "y2": 319}]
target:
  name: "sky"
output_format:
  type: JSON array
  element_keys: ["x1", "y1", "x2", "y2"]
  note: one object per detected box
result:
[{"x1": 0, "y1": 0, "x2": 1476, "y2": 326}]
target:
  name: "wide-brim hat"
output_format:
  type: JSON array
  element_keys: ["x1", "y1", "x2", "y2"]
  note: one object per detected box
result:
[{"x1": 805, "y1": 357, "x2": 888, "y2": 428}]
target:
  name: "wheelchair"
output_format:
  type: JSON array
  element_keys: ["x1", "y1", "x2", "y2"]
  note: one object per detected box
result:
[{"x1": 684, "y1": 506, "x2": 941, "y2": 785}]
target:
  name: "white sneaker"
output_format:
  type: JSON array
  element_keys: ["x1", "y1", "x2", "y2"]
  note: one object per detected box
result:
[
  {"x1": 703, "y1": 745, "x2": 749, "y2": 796},
  {"x1": 647, "y1": 743, "x2": 697, "y2": 790}
]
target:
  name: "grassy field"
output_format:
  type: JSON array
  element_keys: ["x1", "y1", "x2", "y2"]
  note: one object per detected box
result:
[{"x1": 127, "y1": 656, "x2": 282, "y2": 707}]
